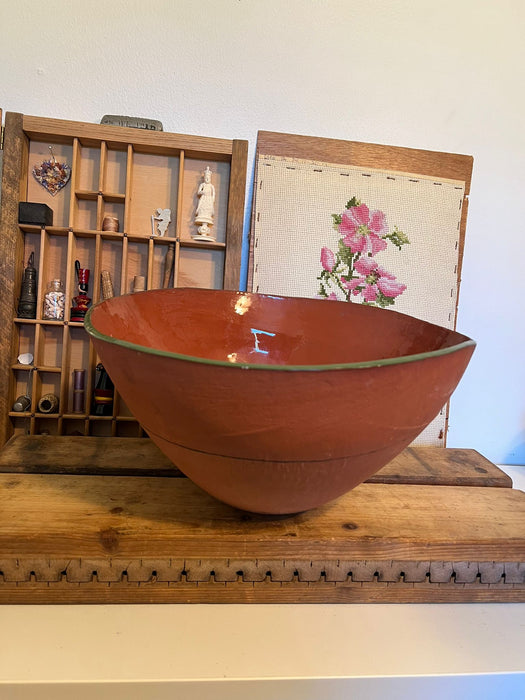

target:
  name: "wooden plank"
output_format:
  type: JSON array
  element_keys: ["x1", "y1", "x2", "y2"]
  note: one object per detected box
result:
[
  {"x1": 368, "y1": 445, "x2": 512, "y2": 488},
  {"x1": 256, "y1": 130, "x2": 473, "y2": 192},
  {"x1": 2, "y1": 581, "x2": 525, "y2": 605},
  {"x1": 1, "y1": 475, "x2": 524, "y2": 560},
  {"x1": 22, "y1": 115, "x2": 235, "y2": 159},
  {"x1": 0, "y1": 435, "x2": 512, "y2": 487},
  {"x1": 0, "y1": 436, "x2": 182, "y2": 477},
  {"x1": 223, "y1": 139, "x2": 248, "y2": 290},
  {"x1": 0, "y1": 473, "x2": 523, "y2": 603},
  {"x1": 0, "y1": 112, "x2": 26, "y2": 448}
]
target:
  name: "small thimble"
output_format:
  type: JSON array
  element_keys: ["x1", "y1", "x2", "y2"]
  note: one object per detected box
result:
[{"x1": 132, "y1": 275, "x2": 146, "y2": 293}]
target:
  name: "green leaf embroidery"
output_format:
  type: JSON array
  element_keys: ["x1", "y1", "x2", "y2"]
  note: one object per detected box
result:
[{"x1": 383, "y1": 226, "x2": 410, "y2": 250}]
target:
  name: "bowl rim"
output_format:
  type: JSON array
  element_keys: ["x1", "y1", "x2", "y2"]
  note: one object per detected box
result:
[{"x1": 84, "y1": 291, "x2": 476, "y2": 372}]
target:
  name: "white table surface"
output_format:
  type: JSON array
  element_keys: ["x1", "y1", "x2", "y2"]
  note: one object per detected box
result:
[{"x1": 1, "y1": 465, "x2": 524, "y2": 700}]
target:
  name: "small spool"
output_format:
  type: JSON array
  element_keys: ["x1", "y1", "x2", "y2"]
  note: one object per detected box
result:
[
  {"x1": 38, "y1": 393, "x2": 59, "y2": 414},
  {"x1": 102, "y1": 216, "x2": 119, "y2": 232},
  {"x1": 12, "y1": 395, "x2": 31, "y2": 412},
  {"x1": 72, "y1": 369, "x2": 86, "y2": 413}
]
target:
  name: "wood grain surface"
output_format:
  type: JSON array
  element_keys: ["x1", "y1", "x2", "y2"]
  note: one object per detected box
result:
[
  {"x1": 0, "y1": 436, "x2": 512, "y2": 487},
  {"x1": 256, "y1": 131, "x2": 473, "y2": 191},
  {"x1": 0, "y1": 471, "x2": 524, "y2": 603},
  {"x1": 0, "y1": 112, "x2": 26, "y2": 448},
  {"x1": 1, "y1": 437, "x2": 522, "y2": 603},
  {"x1": 22, "y1": 115, "x2": 235, "y2": 159},
  {"x1": 223, "y1": 139, "x2": 248, "y2": 290},
  {"x1": 2, "y1": 474, "x2": 523, "y2": 561}
]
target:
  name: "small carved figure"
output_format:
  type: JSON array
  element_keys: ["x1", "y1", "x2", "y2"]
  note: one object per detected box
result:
[
  {"x1": 151, "y1": 208, "x2": 171, "y2": 237},
  {"x1": 194, "y1": 166, "x2": 216, "y2": 241}
]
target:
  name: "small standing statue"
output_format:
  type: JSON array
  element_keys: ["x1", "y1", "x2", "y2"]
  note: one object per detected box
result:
[{"x1": 193, "y1": 166, "x2": 215, "y2": 241}]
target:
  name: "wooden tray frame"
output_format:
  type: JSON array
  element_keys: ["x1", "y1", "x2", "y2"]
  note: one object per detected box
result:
[{"x1": 0, "y1": 113, "x2": 248, "y2": 446}]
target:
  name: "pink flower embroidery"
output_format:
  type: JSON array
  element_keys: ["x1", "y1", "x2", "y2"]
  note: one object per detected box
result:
[
  {"x1": 320, "y1": 246, "x2": 336, "y2": 272},
  {"x1": 343, "y1": 256, "x2": 406, "y2": 303},
  {"x1": 317, "y1": 196, "x2": 409, "y2": 306},
  {"x1": 340, "y1": 203, "x2": 388, "y2": 255}
]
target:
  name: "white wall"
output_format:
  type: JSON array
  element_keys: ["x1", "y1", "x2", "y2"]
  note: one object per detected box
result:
[{"x1": 1, "y1": 0, "x2": 523, "y2": 465}]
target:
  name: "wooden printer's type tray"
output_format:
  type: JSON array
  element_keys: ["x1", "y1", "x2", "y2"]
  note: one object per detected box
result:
[{"x1": 0, "y1": 437, "x2": 523, "y2": 604}]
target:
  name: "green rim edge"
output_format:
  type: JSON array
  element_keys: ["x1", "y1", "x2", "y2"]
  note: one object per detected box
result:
[{"x1": 84, "y1": 304, "x2": 476, "y2": 373}]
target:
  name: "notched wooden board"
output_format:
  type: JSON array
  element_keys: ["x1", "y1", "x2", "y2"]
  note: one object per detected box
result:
[{"x1": 0, "y1": 473, "x2": 523, "y2": 603}]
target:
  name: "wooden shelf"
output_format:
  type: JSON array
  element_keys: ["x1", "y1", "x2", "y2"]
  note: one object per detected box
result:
[
  {"x1": 101, "y1": 193, "x2": 126, "y2": 203},
  {"x1": 15, "y1": 319, "x2": 64, "y2": 327},
  {"x1": 11, "y1": 365, "x2": 61, "y2": 373},
  {"x1": 20, "y1": 225, "x2": 69, "y2": 235},
  {"x1": 0, "y1": 112, "x2": 248, "y2": 444},
  {"x1": 180, "y1": 239, "x2": 226, "y2": 251},
  {"x1": 74, "y1": 190, "x2": 99, "y2": 201}
]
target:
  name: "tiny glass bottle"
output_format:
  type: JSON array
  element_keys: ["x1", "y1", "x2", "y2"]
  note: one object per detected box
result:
[{"x1": 43, "y1": 279, "x2": 65, "y2": 320}]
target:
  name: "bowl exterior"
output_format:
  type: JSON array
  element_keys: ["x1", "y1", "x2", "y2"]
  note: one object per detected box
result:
[{"x1": 90, "y1": 333, "x2": 474, "y2": 514}]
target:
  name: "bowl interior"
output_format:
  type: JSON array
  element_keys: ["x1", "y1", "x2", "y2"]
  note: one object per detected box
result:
[{"x1": 87, "y1": 288, "x2": 473, "y2": 368}]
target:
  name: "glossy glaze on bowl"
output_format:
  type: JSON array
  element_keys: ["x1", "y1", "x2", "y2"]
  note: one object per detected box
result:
[{"x1": 86, "y1": 289, "x2": 475, "y2": 514}]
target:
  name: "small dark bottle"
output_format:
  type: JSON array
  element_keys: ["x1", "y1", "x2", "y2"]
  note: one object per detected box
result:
[
  {"x1": 91, "y1": 363, "x2": 114, "y2": 416},
  {"x1": 17, "y1": 252, "x2": 38, "y2": 319}
]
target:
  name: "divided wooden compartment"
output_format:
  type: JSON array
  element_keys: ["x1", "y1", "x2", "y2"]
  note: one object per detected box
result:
[{"x1": 0, "y1": 113, "x2": 248, "y2": 444}]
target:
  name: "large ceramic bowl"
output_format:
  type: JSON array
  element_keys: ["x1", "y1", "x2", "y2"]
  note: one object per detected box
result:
[{"x1": 85, "y1": 289, "x2": 475, "y2": 514}]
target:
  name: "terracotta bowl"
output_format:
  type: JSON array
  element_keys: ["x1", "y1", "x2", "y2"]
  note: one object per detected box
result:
[{"x1": 85, "y1": 289, "x2": 475, "y2": 514}]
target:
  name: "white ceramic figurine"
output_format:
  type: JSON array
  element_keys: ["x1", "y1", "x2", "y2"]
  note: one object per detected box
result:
[
  {"x1": 151, "y1": 208, "x2": 171, "y2": 237},
  {"x1": 193, "y1": 166, "x2": 216, "y2": 241}
]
